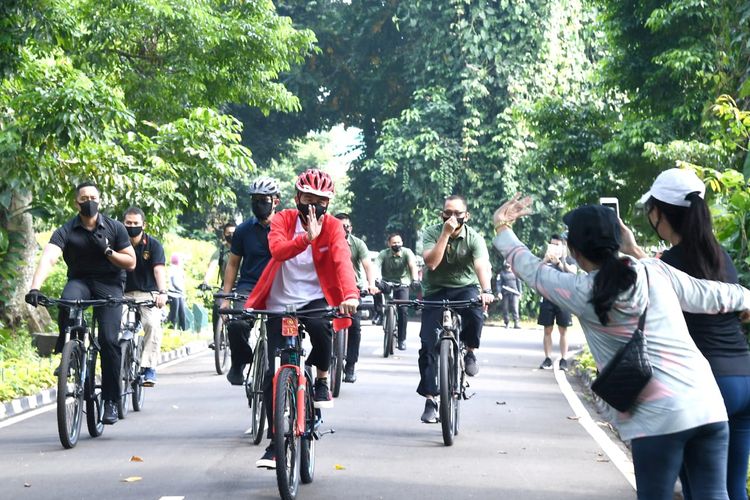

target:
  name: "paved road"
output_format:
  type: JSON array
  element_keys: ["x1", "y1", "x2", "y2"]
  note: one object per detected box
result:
[{"x1": 1, "y1": 322, "x2": 635, "y2": 499}]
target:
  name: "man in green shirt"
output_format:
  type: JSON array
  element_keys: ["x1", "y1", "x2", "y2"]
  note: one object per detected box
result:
[
  {"x1": 201, "y1": 221, "x2": 236, "y2": 334},
  {"x1": 418, "y1": 194, "x2": 495, "y2": 423},
  {"x1": 376, "y1": 233, "x2": 420, "y2": 350},
  {"x1": 335, "y1": 214, "x2": 378, "y2": 383}
]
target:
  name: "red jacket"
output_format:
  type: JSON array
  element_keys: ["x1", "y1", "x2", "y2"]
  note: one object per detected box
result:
[{"x1": 245, "y1": 209, "x2": 358, "y2": 330}]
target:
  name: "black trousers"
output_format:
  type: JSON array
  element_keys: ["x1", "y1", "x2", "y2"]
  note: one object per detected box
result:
[
  {"x1": 417, "y1": 286, "x2": 483, "y2": 397},
  {"x1": 263, "y1": 298, "x2": 332, "y2": 439},
  {"x1": 57, "y1": 278, "x2": 123, "y2": 402},
  {"x1": 227, "y1": 285, "x2": 254, "y2": 368},
  {"x1": 345, "y1": 311, "x2": 361, "y2": 365},
  {"x1": 393, "y1": 287, "x2": 410, "y2": 342}
]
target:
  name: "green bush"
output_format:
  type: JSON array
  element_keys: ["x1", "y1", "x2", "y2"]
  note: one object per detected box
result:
[{"x1": 576, "y1": 345, "x2": 597, "y2": 378}]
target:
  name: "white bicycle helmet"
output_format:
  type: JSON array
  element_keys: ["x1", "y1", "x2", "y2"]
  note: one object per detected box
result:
[{"x1": 248, "y1": 176, "x2": 281, "y2": 196}]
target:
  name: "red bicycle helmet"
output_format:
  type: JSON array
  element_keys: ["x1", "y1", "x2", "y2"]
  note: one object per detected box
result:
[{"x1": 295, "y1": 169, "x2": 335, "y2": 198}]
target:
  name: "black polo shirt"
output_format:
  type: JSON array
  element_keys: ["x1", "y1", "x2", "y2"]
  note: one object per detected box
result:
[
  {"x1": 230, "y1": 217, "x2": 271, "y2": 291},
  {"x1": 125, "y1": 233, "x2": 166, "y2": 293},
  {"x1": 49, "y1": 213, "x2": 131, "y2": 284}
]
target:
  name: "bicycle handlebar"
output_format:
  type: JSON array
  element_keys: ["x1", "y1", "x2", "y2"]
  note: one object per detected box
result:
[
  {"x1": 37, "y1": 295, "x2": 118, "y2": 309},
  {"x1": 214, "y1": 291, "x2": 249, "y2": 300},
  {"x1": 390, "y1": 298, "x2": 482, "y2": 309},
  {"x1": 218, "y1": 306, "x2": 347, "y2": 320}
]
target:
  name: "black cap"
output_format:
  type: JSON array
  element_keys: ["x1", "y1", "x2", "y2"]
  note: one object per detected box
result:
[{"x1": 562, "y1": 205, "x2": 621, "y2": 254}]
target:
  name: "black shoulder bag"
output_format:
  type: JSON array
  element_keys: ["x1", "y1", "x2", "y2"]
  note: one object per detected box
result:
[{"x1": 590, "y1": 271, "x2": 652, "y2": 412}]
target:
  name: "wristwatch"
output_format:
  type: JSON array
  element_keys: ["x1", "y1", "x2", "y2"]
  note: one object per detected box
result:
[
  {"x1": 482, "y1": 288, "x2": 493, "y2": 294},
  {"x1": 104, "y1": 247, "x2": 114, "y2": 257},
  {"x1": 158, "y1": 290, "x2": 167, "y2": 295}
]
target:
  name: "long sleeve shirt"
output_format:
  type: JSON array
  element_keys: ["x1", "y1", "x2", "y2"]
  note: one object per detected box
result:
[{"x1": 493, "y1": 229, "x2": 750, "y2": 440}]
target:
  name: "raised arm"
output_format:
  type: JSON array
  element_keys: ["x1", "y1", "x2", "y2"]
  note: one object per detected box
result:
[{"x1": 650, "y1": 258, "x2": 750, "y2": 314}]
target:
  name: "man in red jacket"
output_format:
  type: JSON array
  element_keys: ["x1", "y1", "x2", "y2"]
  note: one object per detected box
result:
[{"x1": 246, "y1": 169, "x2": 360, "y2": 470}]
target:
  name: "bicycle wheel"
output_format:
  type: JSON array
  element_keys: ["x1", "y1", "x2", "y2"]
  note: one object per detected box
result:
[
  {"x1": 214, "y1": 315, "x2": 229, "y2": 374},
  {"x1": 86, "y1": 349, "x2": 104, "y2": 438},
  {"x1": 249, "y1": 335, "x2": 267, "y2": 445},
  {"x1": 300, "y1": 374, "x2": 316, "y2": 484},
  {"x1": 388, "y1": 306, "x2": 397, "y2": 355},
  {"x1": 117, "y1": 341, "x2": 131, "y2": 419},
  {"x1": 383, "y1": 306, "x2": 395, "y2": 358},
  {"x1": 132, "y1": 337, "x2": 145, "y2": 412},
  {"x1": 439, "y1": 339, "x2": 457, "y2": 446},
  {"x1": 275, "y1": 367, "x2": 301, "y2": 500},
  {"x1": 57, "y1": 341, "x2": 84, "y2": 449},
  {"x1": 331, "y1": 329, "x2": 345, "y2": 398}
]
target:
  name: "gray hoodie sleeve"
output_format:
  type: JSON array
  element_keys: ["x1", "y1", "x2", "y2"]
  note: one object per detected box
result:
[
  {"x1": 647, "y1": 258, "x2": 750, "y2": 314},
  {"x1": 493, "y1": 229, "x2": 586, "y2": 316}
]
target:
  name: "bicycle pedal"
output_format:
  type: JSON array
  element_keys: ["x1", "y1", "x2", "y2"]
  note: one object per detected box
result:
[{"x1": 462, "y1": 392, "x2": 476, "y2": 400}]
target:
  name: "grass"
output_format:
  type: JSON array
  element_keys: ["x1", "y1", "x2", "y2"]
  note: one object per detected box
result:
[{"x1": 0, "y1": 325, "x2": 209, "y2": 404}]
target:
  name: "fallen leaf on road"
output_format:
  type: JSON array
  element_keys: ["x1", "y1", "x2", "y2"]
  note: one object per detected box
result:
[
  {"x1": 129, "y1": 456, "x2": 143, "y2": 462},
  {"x1": 596, "y1": 458, "x2": 610, "y2": 463},
  {"x1": 495, "y1": 401, "x2": 506, "y2": 405},
  {"x1": 497, "y1": 451, "x2": 508, "y2": 455},
  {"x1": 121, "y1": 476, "x2": 142, "y2": 482},
  {"x1": 24, "y1": 483, "x2": 31, "y2": 488},
  {"x1": 334, "y1": 464, "x2": 346, "y2": 470},
  {"x1": 567, "y1": 415, "x2": 581, "y2": 420},
  {"x1": 171, "y1": 405, "x2": 179, "y2": 410}
]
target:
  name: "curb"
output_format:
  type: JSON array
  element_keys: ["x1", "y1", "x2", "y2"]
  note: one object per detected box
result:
[{"x1": 0, "y1": 341, "x2": 208, "y2": 422}]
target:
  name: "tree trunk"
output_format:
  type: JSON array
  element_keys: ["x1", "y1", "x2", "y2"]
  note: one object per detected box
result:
[{"x1": 1, "y1": 189, "x2": 51, "y2": 332}]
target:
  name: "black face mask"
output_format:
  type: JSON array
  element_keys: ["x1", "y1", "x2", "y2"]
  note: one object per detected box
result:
[
  {"x1": 442, "y1": 216, "x2": 465, "y2": 226},
  {"x1": 391, "y1": 245, "x2": 402, "y2": 253},
  {"x1": 297, "y1": 202, "x2": 327, "y2": 222},
  {"x1": 79, "y1": 200, "x2": 99, "y2": 218},
  {"x1": 126, "y1": 226, "x2": 143, "y2": 238},
  {"x1": 224, "y1": 234, "x2": 233, "y2": 244},
  {"x1": 251, "y1": 199, "x2": 274, "y2": 221}
]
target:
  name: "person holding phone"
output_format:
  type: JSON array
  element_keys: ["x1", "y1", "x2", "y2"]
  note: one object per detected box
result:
[{"x1": 537, "y1": 234, "x2": 576, "y2": 370}]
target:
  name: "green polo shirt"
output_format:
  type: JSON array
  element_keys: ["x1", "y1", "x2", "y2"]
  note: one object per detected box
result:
[
  {"x1": 376, "y1": 247, "x2": 416, "y2": 284},
  {"x1": 421, "y1": 223, "x2": 489, "y2": 296},
  {"x1": 347, "y1": 234, "x2": 369, "y2": 288}
]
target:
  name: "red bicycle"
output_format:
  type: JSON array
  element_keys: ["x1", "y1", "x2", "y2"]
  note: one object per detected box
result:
[{"x1": 219, "y1": 305, "x2": 342, "y2": 500}]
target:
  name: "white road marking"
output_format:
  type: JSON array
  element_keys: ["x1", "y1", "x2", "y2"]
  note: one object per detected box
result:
[{"x1": 554, "y1": 362, "x2": 637, "y2": 490}]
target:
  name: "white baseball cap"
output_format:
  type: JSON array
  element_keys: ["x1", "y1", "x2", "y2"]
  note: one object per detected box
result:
[{"x1": 637, "y1": 168, "x2": 706, "y2": 208}]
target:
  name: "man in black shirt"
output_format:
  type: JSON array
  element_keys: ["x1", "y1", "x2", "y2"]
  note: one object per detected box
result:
[
  {"x1": 122, "y1": 206, "x2": 168, "y2": 387},
  {"x1": 26, "y1": 182, "x2": 135, "y2": 425}
]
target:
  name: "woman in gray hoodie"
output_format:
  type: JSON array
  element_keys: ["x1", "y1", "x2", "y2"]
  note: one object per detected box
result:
[{"x1": 492, "y1": 197, "x2": 750, "y2": 500}]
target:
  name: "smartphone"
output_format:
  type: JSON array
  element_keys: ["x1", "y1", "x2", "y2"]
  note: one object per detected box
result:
[
  {"x1": 599, "y1": 197, "x2": 620, "y2": 218},
  {"x1": 545, "y1": 243, "x2": 562, "y2": 259}
]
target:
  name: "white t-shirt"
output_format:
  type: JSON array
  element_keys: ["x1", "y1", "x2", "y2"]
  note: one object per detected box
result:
[{"x1": 266, "y1": 218, "x2": 325, "y2": 311}]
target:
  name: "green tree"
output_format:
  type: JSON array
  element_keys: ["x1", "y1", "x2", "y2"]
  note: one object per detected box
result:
[{"x1": 0, "y1": 0, "x2": 315, "y2": 327}]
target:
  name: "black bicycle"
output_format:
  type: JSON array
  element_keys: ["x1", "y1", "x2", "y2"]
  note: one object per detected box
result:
[
  {"x1": 212, "y1": 290, "x2": 248, "y2": 375},
  {"x1": 117, "y1": 297, "x2": 156, "y2": 418},
  {"x1": 219, "y1": 305, "x2": 342, "y2": 500},
  {"x1": 393, "y1": 298, "x2": 480, "y2": 446},
  {"x1": 38, "y1": 295, "x2": 113, "y2": 449},
  {"x1": 377, "y1": 280, "x2": 409, "y2": 358},
  {"x1": 329, "y1": 326, "x2": 346, "y2": 398},
  {"x1": 245, "y1": 313, "x2": 268, "y2": 445}
]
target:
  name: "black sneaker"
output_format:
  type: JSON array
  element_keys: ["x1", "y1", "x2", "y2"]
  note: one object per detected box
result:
[
  {"x1": 103, "y1": 400, "x2": 118, "y2": 425},
  {"x1": 539, "y1": 357, "x2": 553, "y2": 370},
  {"x1": 559, "y1": 358, "x2": 568, "y2": 371},
  {"x1": 464, "y1": 351, "x2": 479, "y2": 377},
  {"x1": 226, "y1": 364, "x2": 245, "y2": 385},
  {"x1": 256, "y1": 446, "x2": 276, "y2": 469},
  {"x1": 397, "y1": 341, "x2": 406, "y2": 351},
  {"x1": 420, "y1": 399, "x2": 439, "y2": 423},
  {"x1": 313, "y1": 378, "x2": 334, "y2": 409},
  {"x1": 513, "y1": 323, "x2": 522, "y2": 329},
  {"x1": 343, "y1": 364, "x2": 357, "y2": 383}
]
